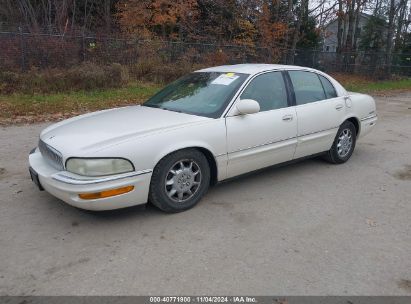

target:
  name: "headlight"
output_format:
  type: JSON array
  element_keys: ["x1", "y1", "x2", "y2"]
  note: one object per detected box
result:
[{"x1": 66, "y1": 158, "x2": 134, "y2": 177}]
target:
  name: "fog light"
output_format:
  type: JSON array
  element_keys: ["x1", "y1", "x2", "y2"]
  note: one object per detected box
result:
[{"x1": 78, "y1": 185, "x2": 134, "y2": 200}]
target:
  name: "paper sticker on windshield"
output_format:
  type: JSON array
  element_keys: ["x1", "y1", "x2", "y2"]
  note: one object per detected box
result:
[{"x1": 211, "y1": 73, "x2": 239, "y2": 85}]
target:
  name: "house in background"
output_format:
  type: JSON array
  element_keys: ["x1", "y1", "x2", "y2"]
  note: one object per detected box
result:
[{"x1": 322, "y1": 12, "x2": 372, "y2": 52}]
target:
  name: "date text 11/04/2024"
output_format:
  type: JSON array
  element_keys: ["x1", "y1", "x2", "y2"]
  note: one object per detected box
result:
[{"x1": 149, "y1": 297, "x2": 257, "y2": 303}]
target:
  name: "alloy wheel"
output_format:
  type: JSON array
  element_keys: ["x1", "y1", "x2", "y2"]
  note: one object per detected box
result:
[
  {"x1": 337, "y1": 128, "x2": 353, "y2": 158},
  {"x1": 164, "y1": 159, "x2": 202, "y2": 203}
]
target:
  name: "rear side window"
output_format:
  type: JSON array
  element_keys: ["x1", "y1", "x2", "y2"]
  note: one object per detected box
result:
[
  {"x1": 288, "y1": 71, "x2": 326, "y2": 105},
  {"x1": 240, "y1": 72, "x2": 288, "y2": 112},
  {"x1": 319, "y1": 75, "x2": 337, "y2": 98}
]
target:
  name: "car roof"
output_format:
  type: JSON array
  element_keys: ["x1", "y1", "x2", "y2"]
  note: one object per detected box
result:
[{"x1": 196, "y1": 64, "x2": 313, "y2": 75}]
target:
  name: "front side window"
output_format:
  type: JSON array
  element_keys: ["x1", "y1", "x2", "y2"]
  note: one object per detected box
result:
[
  {"x1": 288, "y1": 71, "x2": 326, "y2": 105},
  {"x1": 143, "y1": 72, "x2": 249, "y2": 118},
  {"x1": 240, "y1": 72, "x2": 288, "y2": 112}
]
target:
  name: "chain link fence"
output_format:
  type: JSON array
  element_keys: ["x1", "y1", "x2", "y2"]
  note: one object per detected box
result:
[{"x1": 1, "y1": 31, "x2": 410, "y2": 77}]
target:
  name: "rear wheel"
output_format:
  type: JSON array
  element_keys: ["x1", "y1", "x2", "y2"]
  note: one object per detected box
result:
[
  {"x1": 149, "y1": 149, "x2": 210, "y2": 213},
  {"x1": 324, "y1": 121, "x2": 357, "y2": 164}
]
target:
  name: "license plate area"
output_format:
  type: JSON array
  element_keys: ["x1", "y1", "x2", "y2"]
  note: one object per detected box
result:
[{"x1": 29, "y1": 167, "x2": 44, "y2": 191}]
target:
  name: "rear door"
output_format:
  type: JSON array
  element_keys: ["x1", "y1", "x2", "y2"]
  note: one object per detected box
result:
[
  {"x1": 225, "y1": 71, "x2": 298, "y2": 178},
  {"x1": 287, "y1": 70, "x2": 346, "y2": 159}
]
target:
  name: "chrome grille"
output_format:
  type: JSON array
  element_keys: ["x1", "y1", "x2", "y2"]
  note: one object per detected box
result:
[{"x1": 38, "y1": 139, "x2": 64, "y2": 170}]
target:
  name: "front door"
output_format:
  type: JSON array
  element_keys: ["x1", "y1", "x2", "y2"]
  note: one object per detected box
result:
[{"x1": 225, "y1": 71, "x2": 298, "y2": 178}]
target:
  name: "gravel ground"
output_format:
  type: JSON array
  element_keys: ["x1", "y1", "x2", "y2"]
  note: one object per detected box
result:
[{"x1": 0, "y1": 92, "x2": 410, "y2": 296}]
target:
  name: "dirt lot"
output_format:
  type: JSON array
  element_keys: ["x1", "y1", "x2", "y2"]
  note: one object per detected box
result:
[{"x1": 0, "y1": 93, "x2": 410, "y2": 295}]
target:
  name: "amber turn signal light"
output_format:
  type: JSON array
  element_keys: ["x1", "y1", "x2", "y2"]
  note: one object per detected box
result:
[{"x1": 78, "y1": 185, "x2": 134, "y2": 200}]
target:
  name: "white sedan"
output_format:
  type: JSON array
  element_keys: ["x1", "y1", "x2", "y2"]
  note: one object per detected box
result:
[{"x1": 29, "y1": 64, "x2": 377, "y2": 212}]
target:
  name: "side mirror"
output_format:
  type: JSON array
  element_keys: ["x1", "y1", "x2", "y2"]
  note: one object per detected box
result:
[{"x1": 236, "y1": 99, "x2": 260, "y2": 115}]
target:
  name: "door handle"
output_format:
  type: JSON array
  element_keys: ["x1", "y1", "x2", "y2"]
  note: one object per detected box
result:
[
  {"x1": 282, "y1": 114, "x2": 293, "y2": 121},
  {"x1": 335, "y1": 104, "x2": 344, "y2": 110}
]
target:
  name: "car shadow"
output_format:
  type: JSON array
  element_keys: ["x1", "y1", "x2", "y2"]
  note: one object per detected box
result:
[{"x1": 69, "y1": 201, "x2": 165, "y2": 221}]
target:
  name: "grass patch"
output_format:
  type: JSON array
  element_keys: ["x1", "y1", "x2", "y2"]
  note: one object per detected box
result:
[
  {"x1": 344, "y1": 78, "x2": 411, "y2": 92},
  {"x1": 0, "y1": 63, "x2": 130, "y2": 94},
  {"x1": 331, "y1": 74, "x2": 411, "y2": 93},
  {"x1": 0, "y1": 82, "x2": 161, "y2": 125}
]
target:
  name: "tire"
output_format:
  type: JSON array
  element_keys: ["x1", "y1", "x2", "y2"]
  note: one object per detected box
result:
[
  {"x1": 324, "y1": 120, "x2": 357, "y2": 164},
  {"x1": 149, "y1": 149, "x2": 210, "y2": 213}
]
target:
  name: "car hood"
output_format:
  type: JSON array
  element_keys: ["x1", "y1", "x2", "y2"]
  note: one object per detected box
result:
[{"x1": 40, "y1": 106, "x2": 209, "y2": 156}]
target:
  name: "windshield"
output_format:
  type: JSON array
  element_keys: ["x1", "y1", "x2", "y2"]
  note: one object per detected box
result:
[{"x1": 143, "y1": 72, "x2": 249, "y2": 118}]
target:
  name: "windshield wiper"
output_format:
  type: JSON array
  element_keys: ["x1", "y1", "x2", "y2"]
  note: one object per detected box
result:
[
  {"x1": 161, "y1": 107, "x2": 183, "y2": 113},
  {"x1": 143, "y1": 104, "x2": 160, "y2": 108},
  {"x1": 143, "y1": 104, "x2": 183, "y2": 113}
]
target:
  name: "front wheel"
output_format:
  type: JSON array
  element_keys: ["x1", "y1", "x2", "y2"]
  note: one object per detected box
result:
[
  {"x1": 149, "y1": 149, "x2": 210, "y2": 213},
  {"x1": 324, "y1": 121, "x2": 357, "y2": 164}
]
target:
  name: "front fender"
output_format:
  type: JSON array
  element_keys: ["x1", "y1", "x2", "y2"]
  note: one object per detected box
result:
[{"x1": 91, "y1": 118, "x2": 228, "y2": 180}]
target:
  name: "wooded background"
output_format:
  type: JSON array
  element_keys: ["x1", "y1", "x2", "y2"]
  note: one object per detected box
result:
[{"x1": 0, "y1": 0, "x2": 410, "y2": 81}]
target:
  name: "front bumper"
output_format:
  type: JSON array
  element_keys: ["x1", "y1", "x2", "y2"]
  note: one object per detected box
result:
[{"x1": 29, "y1": 150, "x2": 152, "y2": 211}]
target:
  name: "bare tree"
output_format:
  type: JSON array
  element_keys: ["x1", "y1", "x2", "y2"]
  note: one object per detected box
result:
[
  {"x1": 344, "y1": 0, "x2": 356, "y2": 51},
  {"x1": 336, "y1": 0, "x2": 344, "y2": 53},
  {"x1": 394, "y1": 0, "x2": 408, "y2": 51},
  {"x1": 353, "y1": 0, "x2": 367, "y2": 50},
  {"x1": 288, "y1": 0, "x2": 307, "y2": 64},
  {"x1": 385, "y1": 0, "x2": 408, "y2": 74}
]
